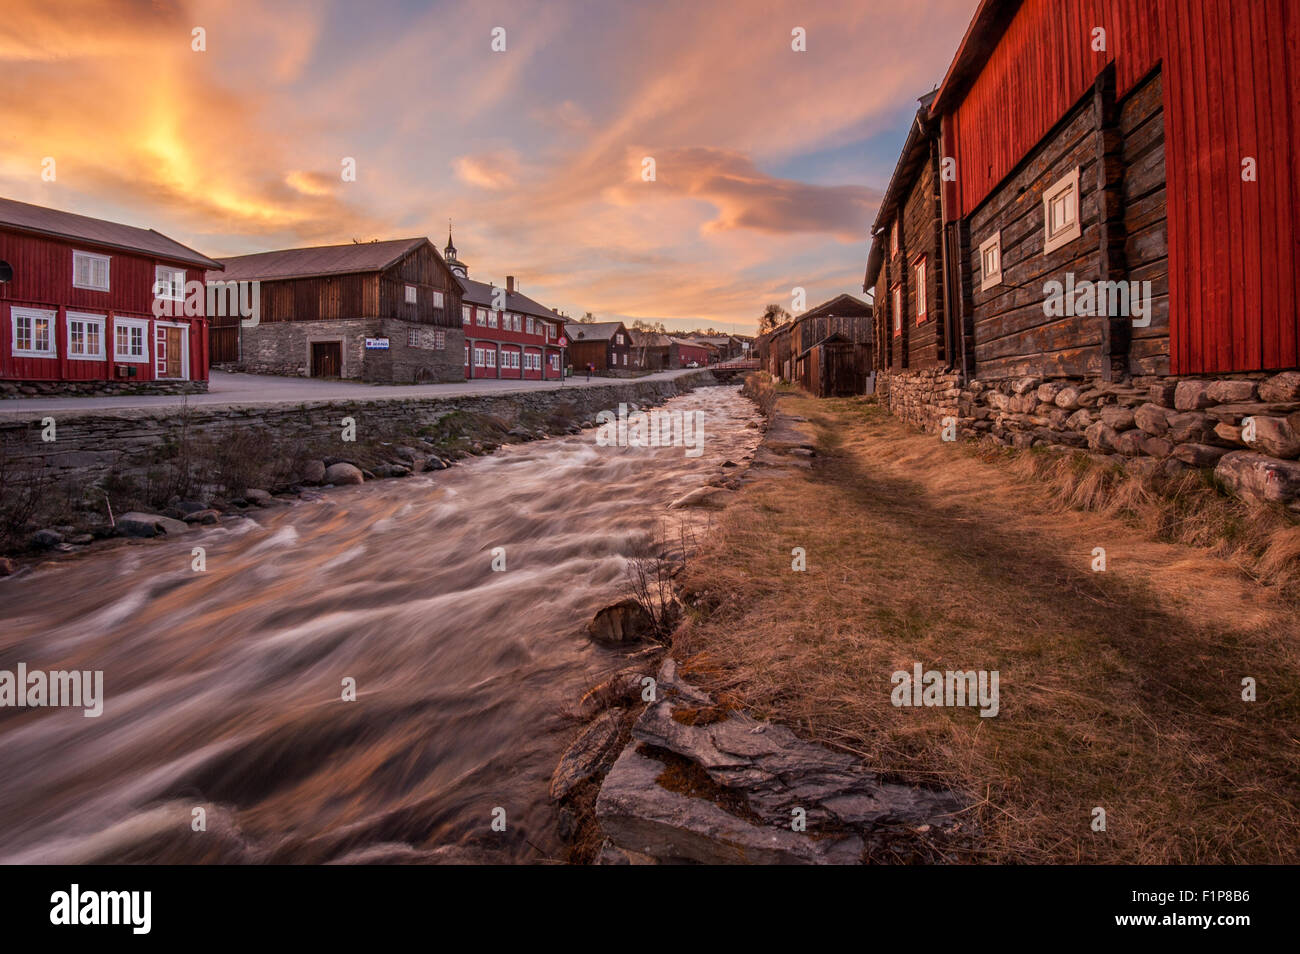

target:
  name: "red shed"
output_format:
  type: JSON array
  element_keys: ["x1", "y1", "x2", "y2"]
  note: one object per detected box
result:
[{"x1": 0, "y1": 197, "x2": 221, "y2": 393}]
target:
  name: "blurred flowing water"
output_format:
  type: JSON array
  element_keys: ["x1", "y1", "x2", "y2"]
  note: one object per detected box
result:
[{"x1": 0, "y1": 386, "x2": 761, "y2": 864}]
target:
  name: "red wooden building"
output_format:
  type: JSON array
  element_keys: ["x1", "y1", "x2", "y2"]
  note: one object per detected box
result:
[
  {"x1": 444, "y1": 234, "x2": 565, "y2": 380},
  {"x1": 0, "y1": 197, "x2": 220, "y2": 392}
]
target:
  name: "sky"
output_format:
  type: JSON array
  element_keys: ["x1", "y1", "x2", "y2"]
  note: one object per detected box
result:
[{"x1": 0, "y1": 0, "x2": 977, "y2": 335}]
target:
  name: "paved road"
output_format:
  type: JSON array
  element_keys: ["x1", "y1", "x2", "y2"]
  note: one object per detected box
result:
[{"x1": 0, "y1": 368, "x2": 704, "y2": 415}]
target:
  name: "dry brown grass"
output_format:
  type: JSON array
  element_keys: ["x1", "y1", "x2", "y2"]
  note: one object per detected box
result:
[{"x1": 675, "y1": 389, "x2": 1300, "y2": 864}]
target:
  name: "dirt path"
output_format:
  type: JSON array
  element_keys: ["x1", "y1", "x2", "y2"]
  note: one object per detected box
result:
[{"x1": 676, "y1": 391, "x2": 1300, "y2": 863}]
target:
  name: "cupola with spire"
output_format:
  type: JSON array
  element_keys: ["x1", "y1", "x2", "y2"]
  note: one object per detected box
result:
[{"x1": 444, "y1": 224, "x2": 467, "y2": 278}]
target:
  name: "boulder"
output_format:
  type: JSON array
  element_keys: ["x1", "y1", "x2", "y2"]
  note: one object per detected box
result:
[
  {"x1": 587, "y1": 599, "x2": 655, "y2": 645},
  {"x1": 29, "y1": 528, "x2": 63, "y2": 549},
  {"x1": 1100, "y1": 405, "x2": 1136, "y2": 430},
  {"x1": 243, "y1": 488, "x2": 273, "y2": 507},
  {"x1": 1258, "y1": 371, "x2": 1300, "y2": 403},
  {"x1": 549, "y1": 709, "x2": 626, "y2": 801},
  {"x1": 117, "y1": 512, "x2": 189, "y2": 537},
  {"x1": 1215, "y1": 452, "x2": 1300, "y2": 509},
  {"x1": 183, "y1": 509, "x2": 221, "y2": 525},
  {"x1": 372, "y1": 463, "x2": 411, "y2": 478},
  {"x1": 1149, "y1": 381, "x2": 1179, "y2": 407},
  {"x1": 323, "y1": 462, "x2": 364, "y2": 485},
  {"x1": 300, "y1": 460, "x2": 327, "y2": 485},
  {"x1": 579, "y1": 667, "x2": 655, "y2": 719},
  {"x1": 1065, "y1": 408, "x2": 1092, "y2": 430},
  {"x1": 984, "y1": 391, "x2": 1010, "y2": 411},
  {"x1": 1166, "y1": 411, "x2": 1215, "y2": 444},
  {"x1": 424, "y1": 456, "x2": 450, "y2": 471},
  {"x1": 1206, "y1": 379, "x2": 1258, "y2": 404},
  {"x1": 1085, "y1": 421, "x2": 1119, "y2": 452},
  {"x1": 1214, "y1": 422, "x2": 1245, "y2": 446},
  {"x1": 1244, "y1": 415, "x2": 1300, "y2": 459},
  {"x1": 1054, "y1": 386, "x2": 1082, "y2": 410},
  {"x1": 1174, "y1": 380, "x2": 1214, "y2": 410},
  {"x1": 1133, "y1": 403, "x2": 1171, "y2": 436},
  {"x1": 1113, "y1": 430, "x2": 1147, "y2": 455},
  {"x1": 1138, "y1": 435, "x2": 1174, "y2": 458},
  {"x1": 1172, "y1": 443, "x2": 1228, "y2": 467}
]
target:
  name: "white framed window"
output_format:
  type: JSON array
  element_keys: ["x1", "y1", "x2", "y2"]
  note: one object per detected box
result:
[
  {"x1": 155, "y1": 265, "x2": 186, "y2": 301},
  {"x1": 434, "y1": 329, "x2": 445, "y2": 350},
  {"x1": 11, "y1": 306, "x2": 57, "y2": 358},
  {"x1": 476, "y1": 308, "x2": 486, "y2": 326},
  {"x1": 913, "y1": 256, "x2": 927, "y2": 324},
  {"x1": 113, "y1": 317, "x2": 150, "y2": 362},
  {"x1": 526, "y1": 317, "x2": 534, "y2": 335},
  {"x1": 474, "y1": 347, "x2": 485, "y2": 367},
  {"x1": 889, "y1": 220, "x2": 899, "y2": 258},
  {"x1": 73, "y1": 250, "x2": 110, "y2": 291},
  {"x1": 432, "y1": 290, "x2": 444, "y2": 308},
  {"x1": 462, "y1": 305, "x2": 471, "y2": 324},
  {"x1": 1043, "y1": 167, "x2": 1081, "y2": 255},
  {"x1": 465, "y1": 344, "x2": 470, "y2": 365},
  {"x1": 488, "y1": 310, "x2": 498, "y2": 329},
  {"x1": 405, "y1": 284, "x2": 418, "y2": 304},
  {"x1": 550, "y1": 353, "x2": 559, "y2": 370},
  {"x1": 67, "y1": 311, "x2": 106, "y2": 360},
  {"x1": 622, "y1": 353, "x2": 628, "y2": 365},
  {"x1": 979, "y1": 232, "x2": 1003, "y2": 290},
  {"x1": 512, "y1": 313, "x2": 521, "y2": 332},
  {"x1": 485, "y1": 348, "x2": 496, "y2": 368},
  {"x1": 407, "y1": 326, "x2": 420, "y2": 347},
  {"x1": 892, "y1": 285, "x2": 902, "y2": 337},
  {"x1": 615, "y1": 333, "x2": 624, "y2": 345},
  {"x1": 547, "y1": 324, "x2": 556, "y2": 340}
]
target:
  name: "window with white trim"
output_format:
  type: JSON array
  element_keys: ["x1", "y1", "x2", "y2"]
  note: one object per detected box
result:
[
  {"x1": 114, "y1": 317, "x2": 150, "y2": 362},
  {"x1": 512, "y1": 313, "x2": 521, "y2": 332},
  {"x1": 155, "y1": 266, "x2": 186, "y2": 301},
  {"x1": 913, "y1": 257, "x2": 927, "y2": 324},
  {"x1": 892, "y1": 285, "x2": 902, "y2": 337},
  {"x1": 433, "y1": 329, "x2": 445, "y2": 350},
  {"x1": 11, "y1": 306, "x2": 56, "y2": 358},
  {"x1": 488, "y1": 310, "x2": 498, "y2": 329},
  {"x1": 67, "y1": 312, "x2": 106, "y2": 360},
  {"x1": 485, "y1": 348, "x2": 496, "y2": 368},
  {"x1": 476, "y1": 308, "x2": 486, "y2": 326},
  {"x1": 979, "y1": 233, "x2": 1003, "y2": 290},
  {"x1": 889, "y1": 220, "x2": 899, "y2": 258},
  {"x1": 432, "y1": 290, "x2": 444, "y2": 308},
  {"x1": 474, "y1": 347, "x2": 485, "y2": 367},
  {"x1": 465, "y1": 344, "x2": 470, "y2": 365},
  {"x1": 405, "y1": 284, "x2": 418, "y2": 304},
  {"x1": 407, "y1": 326, "x2": 420, "y2": 347},
  {"x1": 526, "y1": 317, "x2": 534, "y2": 335},
  {"x1": 462, "y1": 305, "x2": 471, "y2": 324},
  {"x1": 1042, "y1": 167, "x2": 1081, "y2": 254},
  {"x1": 615, "y1": 333, "x2": 624, "y2": 345},
  {"x1": 73, "y1": 251, "x2": 110, "y2": 291}
]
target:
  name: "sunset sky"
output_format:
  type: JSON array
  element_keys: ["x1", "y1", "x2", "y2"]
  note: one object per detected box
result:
[{"x1": 0, "y1": 0, "x2": 977, "y2": 334}]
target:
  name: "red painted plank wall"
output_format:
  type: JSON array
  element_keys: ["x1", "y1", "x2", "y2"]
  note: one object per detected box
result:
[
  {"x1": 942, "y1": 0, "x2": 1300, "y2": 374},
  {"x1": 1164, "y1": 0, "x2": 1299, "y2": 373}
]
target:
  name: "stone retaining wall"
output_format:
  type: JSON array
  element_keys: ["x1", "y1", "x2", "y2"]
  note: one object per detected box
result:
[
  {"x1": 1, "y1": 379, "x2": 208, "y2": 399},
  {"x1": 0, "y1": 371, "x2": 718, "y2": 486},
  {"x1": 878, "y1": 368, "x2": 1300, "y2": 511}
]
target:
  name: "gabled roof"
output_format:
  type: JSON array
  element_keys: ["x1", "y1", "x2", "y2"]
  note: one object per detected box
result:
[
  {"x1": 564, "y1": 321, "x2": 625, "y2": 341},
  {"x1": 794, "y1": 293, "x2": 872, "y2": 324},
  {"x1": 458, "y1": 276, "x2": 562, "y2": 321},
  {"x1": 0, "y1": 196, "x2": 221, "y2": 269},
  {"x1": 215, "y1": 237, "x2": 430, "y2": 282},
  {"x1": 668, "y1": 336, "x2": 710, "y2": 348},
  {"x1": 864, "y1": 93, "x2": 939, "y2": 288},
  {"x1": 931, "y1": 0, "x2": 1023, "y2": 116}
]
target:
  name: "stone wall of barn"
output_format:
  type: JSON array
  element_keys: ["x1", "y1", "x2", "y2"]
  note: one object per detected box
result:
[
  {"x1": 233, "y1": 318, "x2": 465, "y2": 383},
  {"x1": 877, "y1": 366, "x2": 1300, "y2": 511}
]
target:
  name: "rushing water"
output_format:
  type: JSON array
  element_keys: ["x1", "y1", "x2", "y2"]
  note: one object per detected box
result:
[{"x1": 0, "y1": 385, "x2": 762, "y2": 864}]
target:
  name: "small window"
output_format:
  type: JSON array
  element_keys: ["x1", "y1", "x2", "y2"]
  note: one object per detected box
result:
[
  {"x1": 67, "y1": 312, "x2": 106, "y2": 360},
  {"x1": 913, "y1": 256, "x2": 928, "y2": 324},
  {"x1": 405, "y1": 284, "x2": 418, "y2": 304},
  {"x1": 155, "y1": 266, "x2": 186, "y2": 301},
  {"x1": 73, "y1": 251, "x2": 110, "y2": 291},
  {"x1": 476, "y1": 308, "x2": 486, "y2": 326},
  {"x1": 462, "y1": 305, "x2": 471, "y2": 324},
  {"x1": 474, "y1": 347, "x2": 485, "y2": 367},
  {"x1": 1043, "y1": 167, "x2": 1081, "y2": 254},
  {"x1": 512, "y1": 314, "x2": 521, "y2": 332},
  {"x1": 407, "y1": 326, "x2": 420, "y2": 347},
  {"x1": 615, "y1": 333, "x2": 624, "y2": 345},
  {"x1": 11, "y1": 306, "x2": 57, "y2": 358},
  {"x1": 488, "y1": 310, "x2": 498, "y2": 329},
  {"x1": 486, "y1": 348, "x2": 496, "y2": 368},
  {"x1": 432, "y1": 290, "x2": 444, "y2": 308},
  {"x1": 892, "y1": 285, "x2": 902, "y2": 337},
  {"x1": 434, "y1": 330, "x2": 445, "y2": 350},
  {"x1": 889, "y1": 221, "x2": 899, "y2": 258},
  {"x1": 526, "y1": 317, "x2": 534, "y2": 335},
  {"x1": 979, "y1": 233, "x2": 1002, "y2": 290},
  {"x1": 114, "y1": 317, "x2": 150, "y2": 362},
  {"x1": 465, "y1": 345, "x2": 470, "y2": 364}
]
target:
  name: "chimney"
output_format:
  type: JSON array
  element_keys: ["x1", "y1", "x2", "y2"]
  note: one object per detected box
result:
[{"x1": 506, "y1": 276, "x2": 515, "y2": 294}]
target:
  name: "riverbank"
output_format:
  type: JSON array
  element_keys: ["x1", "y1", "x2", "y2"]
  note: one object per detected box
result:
[
  {"x1": 632, "y1": 376, "x2": 1299, "y2": 863},
  {"x1": 0, "y1": 370, "x2": 717, "y2": 563}
]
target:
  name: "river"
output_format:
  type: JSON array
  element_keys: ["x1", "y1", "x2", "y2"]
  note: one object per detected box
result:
[{"x1": 0, "y1": 385, "x2": 761, "y2": 864}]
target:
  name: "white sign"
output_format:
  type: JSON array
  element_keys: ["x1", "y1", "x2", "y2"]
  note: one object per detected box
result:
[{"x1": 364, "y1": 337, "x2": 390, "y2": 350}]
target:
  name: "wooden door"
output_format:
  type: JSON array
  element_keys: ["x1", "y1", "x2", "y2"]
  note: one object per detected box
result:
[
  {"x1": 311, "y1": 341, "x2": 341, "y2": 377},
  {"x1": 156, "y1": 325, "x2": 185, "y2": 378},
  {"x1": 165, "y1": 327, "x2": 182, "y2": 378}
]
